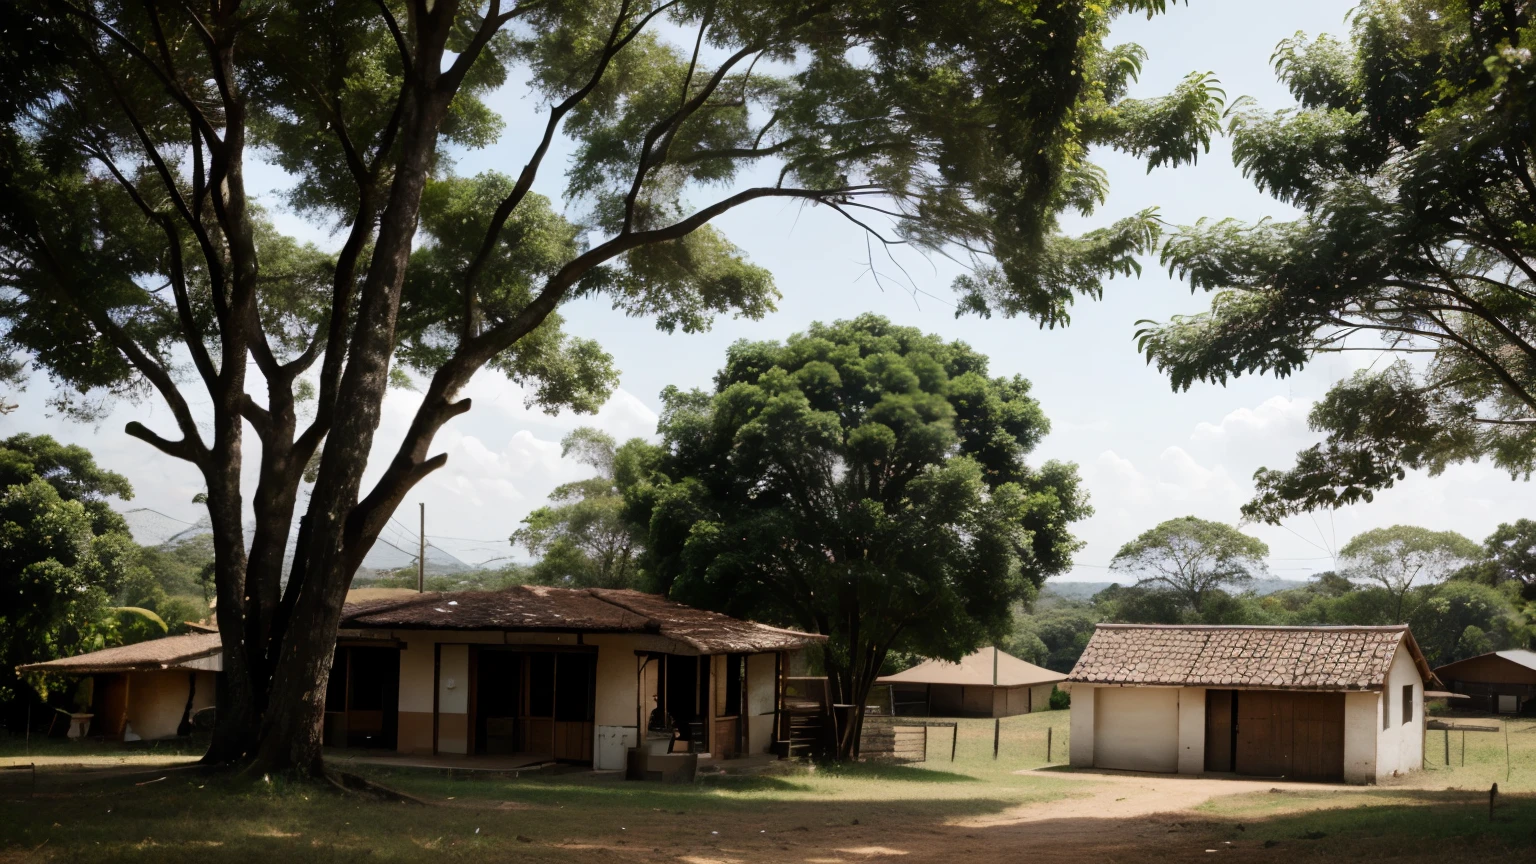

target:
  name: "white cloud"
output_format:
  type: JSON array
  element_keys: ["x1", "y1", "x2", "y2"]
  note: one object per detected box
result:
[{"x1": 1191, "y1": 396, "x2": 1309, "y2": 442}]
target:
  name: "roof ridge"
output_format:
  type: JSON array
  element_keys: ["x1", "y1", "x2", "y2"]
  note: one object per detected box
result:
[{"x1": 1094, "y1": 624, "x2": 1409, "y2": 631}]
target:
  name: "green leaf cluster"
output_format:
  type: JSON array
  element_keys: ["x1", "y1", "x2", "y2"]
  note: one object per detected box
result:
[{"x1": 1135, "y1": 0, "x2": 1536, "y2": 521}]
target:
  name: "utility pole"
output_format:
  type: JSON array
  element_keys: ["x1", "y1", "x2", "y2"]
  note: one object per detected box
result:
[{"x1": 418, "y1": 502, "x2": 425, "y2": 593}]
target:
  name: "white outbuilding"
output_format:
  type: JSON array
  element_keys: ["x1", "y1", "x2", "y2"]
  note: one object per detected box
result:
[{"x1": 1065, "y1": 624, "x2": 1438, "y2": 784}]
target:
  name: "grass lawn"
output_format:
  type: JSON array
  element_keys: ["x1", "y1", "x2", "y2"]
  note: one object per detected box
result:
[{"x1": 1, "y1": 711, "x2": 1533, "y2": 863}]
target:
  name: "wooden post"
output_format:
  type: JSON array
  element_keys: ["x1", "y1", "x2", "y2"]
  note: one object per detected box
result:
[
  {"x1": 418, "y1": 502, "x2": 425, "y2": 593},
  {"x1": 1047, "y1": 726, "x2": 1053, "y2": 763},
  {"x1": 993, "y1": 717, "x2": 1000, "y2": 760},
  {"x1": 1490, "y1": 782, "x2": 1498, "y2": 821},
  {"x1": 1461, "y1": 730, "x2": 1466, "y2": 766},
  {"x1": 1445, "y1": 728, "x2": 1450, "y2": 765},
  {"x1": 1505, "y1": 722, "x2": 1511, "y2": 781},
  {"x1": 950, "y1": 724, "x2": 957, "y2": 762}
]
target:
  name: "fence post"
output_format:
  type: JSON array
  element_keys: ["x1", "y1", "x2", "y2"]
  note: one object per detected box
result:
[
  {"x1": 950, "y1": 724, "x2": 957, "y2": 762},
  {"x1": 1445, "y1": 728, "x2": 1450, "y2": 766},
  {"x1": 993, "y1": 718, "x2": 1000, "y2": 760},
  {"x1": 1047, "y1": 727, "x2": 1052, "y2": 763}
]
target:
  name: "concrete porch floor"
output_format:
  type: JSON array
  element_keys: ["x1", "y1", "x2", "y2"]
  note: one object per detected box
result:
[{"x1": 323, "y1": 747, "x2": 783, "y2": 775}]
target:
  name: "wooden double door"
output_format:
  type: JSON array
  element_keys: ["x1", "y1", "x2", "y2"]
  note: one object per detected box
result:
[{"x1": 1205, "y1": 689, "x2": 1343, "y2": 782}]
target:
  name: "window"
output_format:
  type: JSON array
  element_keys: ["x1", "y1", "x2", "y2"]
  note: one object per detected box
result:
[
  {"x1": 1382, "y1": 692, "x2": 1390, "y2": 731},
  {"x1": 723, "y1": 653, "x2": 743, "y2": 717},
  {"x1": 1402, "y1": 684, "x2": 1414, "y2": 725}
]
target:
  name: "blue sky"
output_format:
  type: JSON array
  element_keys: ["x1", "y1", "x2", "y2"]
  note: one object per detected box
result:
[{"x1": 6, "y1": 1, "x2": 1529, "y2": 580}]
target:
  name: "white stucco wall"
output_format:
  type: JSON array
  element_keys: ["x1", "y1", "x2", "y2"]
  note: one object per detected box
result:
[
  {"x1": 1177, "y1": 687, "x2": 1206, "y2": 774},
  {"x1": 1068, "y1": 684, "x2": 1095, "y2": 767},
  {"x1": 747, "y1": 652, "x2": 777, "y2": 754},
  {"x1": 436, "y1": 644, "x2": 469, "y2": 754},
  {"x1": 1374, "y1": 643, "x2": 1424, "y2": 780},
  {"x1": 1343, "y1": 691, "x2": 1378, "y2": 783}
]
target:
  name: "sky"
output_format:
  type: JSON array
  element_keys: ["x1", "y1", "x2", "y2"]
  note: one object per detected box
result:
[{"x1": 4, "y1": 1, "x2": 1530, "y2": 581}]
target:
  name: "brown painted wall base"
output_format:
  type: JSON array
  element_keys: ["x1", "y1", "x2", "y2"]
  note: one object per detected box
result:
[{"x1": 398, "y1": 711, "x2": 433, "y2": 755}]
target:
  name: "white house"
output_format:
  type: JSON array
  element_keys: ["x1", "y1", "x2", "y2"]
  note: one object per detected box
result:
[{"x1": 1065, "y1": 624, "x2": 1437, "y2": 784}]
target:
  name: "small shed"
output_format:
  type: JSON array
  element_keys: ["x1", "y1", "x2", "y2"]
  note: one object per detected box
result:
[
  {"x1": 875, "y1": 647, "x2": 1063, "y2": 717},
  {"x1": 1433, "y1": 650, "x2": 1536, "y2": 715},
  {"x1": 18, "y1": 631, "x2": 221, "y2": 741},
  {"x1": 1065, "y1": 624, "x2": 1438, "y2": 784}
]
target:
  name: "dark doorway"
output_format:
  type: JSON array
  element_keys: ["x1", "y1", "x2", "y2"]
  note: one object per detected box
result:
[
  {"x1": 1204, "y1": 689, "x2": 1236, "y2": 772},
  {"x1": 663, "y1": 655, "x2": 708, "y2": 752},
  {"x1": 1233, "y1": 690, "x2": 1344, "y2": 782},
  {"x1": 323, "y1": 645, "x2": 400, "y2": 749},
  {"x1": 470, "y1": 648, "x2": 596, "y2": 763},
  {"x1": 474, "y1": 649, "x2": 522, "y2": 754}
]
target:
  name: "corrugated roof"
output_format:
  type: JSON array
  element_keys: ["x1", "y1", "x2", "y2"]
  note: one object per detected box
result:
[
  {"x1": 17, "y1": 632, "x2": 222, "y2": 674},
  {"x1": 340, "y1": 585, "x2": 825, "y2": 654},
  {"x1": 1495, "y1": 650, "x2": 1536, "y2": 672},
  {"x1": 876, "y1": 647, "x2": 1064, "y2": 687},
  {"x1": 1435, "y1": 648, "x2": 1536, "y2": 675},
  {"x1": 1066, "y1": 624, "x2": 1438, "y2": 691}
]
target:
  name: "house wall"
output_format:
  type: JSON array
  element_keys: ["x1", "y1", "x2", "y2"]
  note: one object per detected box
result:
[
  {"x1": 436, "y1": 644, "x2": 469, "y2": 755},
  {"x1": 120, "y1": 670, "x2": 217, "y2": 741},
  {"x1": 1030, "y1": 683, "x2": 1056, "y2": 713},
  {"x1": 397, "y1": 638, "x2": 435, "y2": 754},
  {"x1": 1068, "y1": 684, "x2": 1095, "y2": 767},
  {"x1": 747, "y1": 652, "x2": 778, "y2": 755},
  {"x1": 588, "y1": 634, "x2": 641, "y2": 770},
  {"x1": 1343, "y1": 691, "x2": 1378, "y2": 783},
  {"x1": 1374, "y1": 643, "x2": 1424, "y2": 780},
  {"x1": 1176, "y1": 687, "x2": 1206, "y2": 774}
]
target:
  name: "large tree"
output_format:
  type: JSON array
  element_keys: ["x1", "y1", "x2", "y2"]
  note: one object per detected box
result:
[
  {"x1": 1108, "y1": 515, "x2": 1269, "y2": 613},
  {"x1": 1338, "y1": 524, "x2": 1482, "y2": 622},
  {"x1": 1135, "y1": 0, "x2": 1536, "y2": 522},
  {"x1": 0, "y1": 0, "x2": 1218, "y2": 775},
  {"x1": 633, "y1": 315, "x2": 1089, "y2": 759}
]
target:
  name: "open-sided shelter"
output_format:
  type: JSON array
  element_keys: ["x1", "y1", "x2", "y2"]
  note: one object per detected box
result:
[
  {"x1": 1433, "y1": 650, "x2": 1536, "y2": 715},
  {"x1": 875, "y1": 647, "x2": 1062, "y2": 717},
  {"x1": 1065, "y1": 624, "x2": 1437, "y2": 784},
  {"x1": 333, "y1": 585, "x2": 824, "y2": 768},
  {"x1": 18, "y1": 631, "x2": 220, "y2": 741}
]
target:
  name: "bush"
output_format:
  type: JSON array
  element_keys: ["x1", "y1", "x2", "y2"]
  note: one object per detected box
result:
[{"x1": 1049, "y1": 686, "x2": 1070, "y2": 710}]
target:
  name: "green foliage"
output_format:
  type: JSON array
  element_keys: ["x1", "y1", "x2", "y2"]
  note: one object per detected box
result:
[
  {"x1": 1480, "y1": 519, "x2": 1536, "y2": 596},
  {"x1": 1134, "y1": 0, "x2": 1536, "y2": 521},
  {"x1": 1108, "y1": 516, "x2": 1269, "y2": 613},
  {"x1": 513, "y1": 427, "x2": 658, "y2": 589},
  {"x1": 1339, "y1": 524, "x2": 1482, "y2": 622},
  {"x1": 1004, "y1": 602, "x2": 1098, "y2": 673},
  {"x1": 634, "y1": 315, "x2": 1089, "y2": 755},
  {"x1": 1048, "y1": 686, "x2": 1070, "y2": 711},
  {"x1": 0, "y1": 435, "x2": 137, "y2": 710}
]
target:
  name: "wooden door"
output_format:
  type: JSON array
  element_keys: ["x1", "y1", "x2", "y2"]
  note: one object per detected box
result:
[
  {"x1": 1204, "y1": 689, "x2": 1234, "y2": 772},
  {"x1": 1235, "y1": 691, "x2": 1343, "y2": 781},
  {"x1": 1235, "y1": 691, "x2": 1291, "y2": 777},
  {"x1": 1290, "y1": 692, "x2": 1344, "y2": 782}
]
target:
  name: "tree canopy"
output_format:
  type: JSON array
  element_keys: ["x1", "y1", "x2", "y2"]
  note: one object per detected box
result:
[
  {"x1": 0, "y1": 0, "x2": 1222, "y2": 773},
  {"x1": 1134, "y1": 0, "x2": 1536, "y2": 521},
  {"x1": 0, "y1": 435, "x2": 139, "y2": 716},
  {"x1": 631, "y1": 314, "x2": 1088, "y2": 758},
  {"x1": 1109, "y1": 515, "x2": 1269, "y2": 613},
  {"x1": 1338, "y1": 524, "x2": 1482, "y2": 622},
  {"x1": 513, "y1": 427, "x2": 653, "y2": 589}
]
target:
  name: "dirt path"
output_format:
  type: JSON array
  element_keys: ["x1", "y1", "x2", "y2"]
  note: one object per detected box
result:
[{"x1": 957, "y1": 768, "x2": 1358, "y2": 827}]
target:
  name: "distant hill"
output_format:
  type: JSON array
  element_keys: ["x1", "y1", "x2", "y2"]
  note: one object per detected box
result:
[{"x1": 1042, "y1": 577, "x2": 1313, "y2": 603}]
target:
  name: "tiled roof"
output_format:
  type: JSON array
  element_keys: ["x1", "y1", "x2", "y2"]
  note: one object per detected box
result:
[
  {"x1": 876, "y1": 647, "x2": 1065, "y2": 687},
  {"x1": 339, "y1": 585, "x2": 825, "y2": 655},
  {"x1": 1066, "y1": 625, "x2": 1437, "y2": 691},
  {"x1": 17, "y1": 632, "x2": 222, "y2": 674}
]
